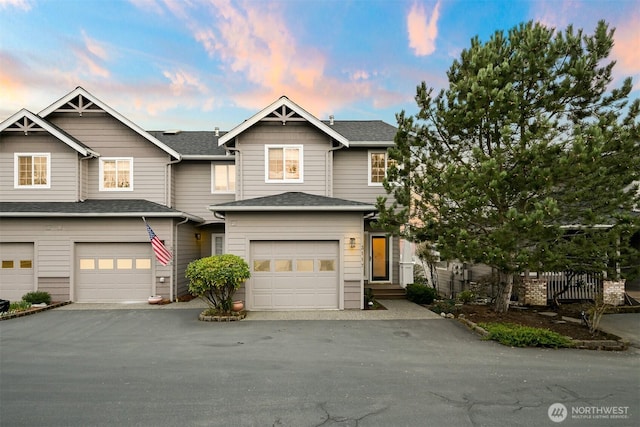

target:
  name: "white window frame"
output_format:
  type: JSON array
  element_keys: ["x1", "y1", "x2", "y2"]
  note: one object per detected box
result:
[
  {"x1": 211, "y1": 234, "x2": 225, "y2": 255},
  {"x1": 211, "y1": 163, "x2": 236, "y2": 193},
  {"x1": 368, "y1": 150, "x2": 389, "y2": 186},
  {"x1": 99, "y1": 157, "x2": 133, "y2": 191},
  {"x1": 14, "y1": 153, "x2": 51, "y2": 189},
  {"x1": 265, "y1": 145, "x2": 303, "y2": 183}
]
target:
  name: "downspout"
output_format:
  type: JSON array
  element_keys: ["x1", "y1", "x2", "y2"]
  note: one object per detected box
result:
[
  {"x1": 173, "y1": 217, "x2": 189, "y2": 302},
  {"x1": 225, "y1": 144, "x2": 240, "y2": 200},
  {"x1": 166, "y1": 157, "x2": 181, "y2": 208},
  {"x1": 327, "y1": 141, "x2": 343, "y2": 197},
  {"x1": 78, "y1": 154, "x2": 96, "y2": 202}
]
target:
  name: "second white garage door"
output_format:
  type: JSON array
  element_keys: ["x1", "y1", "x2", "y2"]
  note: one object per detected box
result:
[
  {"x1": 75, "y1": 243, "x2": 153, "y2": 303},
  {"x1": 250, "y1": 241, "x2": 339, "y2": 310}
]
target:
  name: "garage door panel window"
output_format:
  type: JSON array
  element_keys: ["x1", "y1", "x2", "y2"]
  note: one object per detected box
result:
[
  {"x1": 20, "y1": 260, "x2": 33, "y2": 268},
  {"x1": 275, "y1": 260, "x2": 292, "y2": 272},
  {"x1": 2, "y1": 260, "x2": 14, "y2": 269},
  {"x1": 79, "y1": 259, "x2": 95, "y2": 270},
  {"x1": 136, "y1": 259, "x2": 151, "y2": 269},
  {"x1": 117, "y1": 259, "x2": 133, "y2": 269},
  {"x1": 319, "y1": 260, "x2": 336, "y2": 271},
  {"x1": 98, "y1": 259, "x2": 114, "y2": 269},
  {"x1": 253, "y1": 260, "x2": 271, "y2": 272},
  {"x1": 296, "y1": 259, "x2": 314, "y2": 272}
]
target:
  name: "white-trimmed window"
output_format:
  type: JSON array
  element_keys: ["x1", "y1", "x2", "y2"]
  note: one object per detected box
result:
[
  {"x1": 212, "y1": 164, "x2": 235, "y2": 193},
  {"x1": 100, "y1": 158, "x2": 133, "y2": 191},
  {"x1": 368, "y1": 150, "x2": 393, "y2": 186},
  {"x1": 265, "y1": 145, "x2": 303, "y2": 183},
  {"x1": 212, "y1": 234, "x2": 225, "y2": 255},
  {"x1": 14, "y1": 153, "x2": 50, "y2": 188}
]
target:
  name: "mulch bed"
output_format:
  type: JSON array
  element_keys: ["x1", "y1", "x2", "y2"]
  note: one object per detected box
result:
[{"x1": 456, "y1": 303, "x2": 618, "y2": 341}]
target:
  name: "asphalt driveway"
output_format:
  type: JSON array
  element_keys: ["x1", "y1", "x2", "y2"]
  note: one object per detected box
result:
[{"x1": 1, "y1": 308, "x2": 638, "y2": 427}]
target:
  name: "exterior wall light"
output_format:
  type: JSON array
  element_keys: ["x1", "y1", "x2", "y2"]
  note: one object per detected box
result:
[
  {"x1": 349, "y1": 237, "x2": 356, "y2": 249},
  {"x1": 195, "y1": 233, "x2": 201, "y2": 241}
]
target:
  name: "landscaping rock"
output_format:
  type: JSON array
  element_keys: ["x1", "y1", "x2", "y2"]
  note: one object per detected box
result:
[{"x1": 539, "y1": 312, "x2": 558, "y2": 317}]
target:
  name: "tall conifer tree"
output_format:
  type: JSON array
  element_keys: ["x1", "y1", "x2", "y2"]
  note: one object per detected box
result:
[{"x1": 378, "y1": 21, "x2": 639, "y2": 312}]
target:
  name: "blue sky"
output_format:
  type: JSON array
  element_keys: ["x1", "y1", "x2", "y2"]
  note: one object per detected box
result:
[{"x1": 1, "y1": 0, "x2": 638, "y2": 131}]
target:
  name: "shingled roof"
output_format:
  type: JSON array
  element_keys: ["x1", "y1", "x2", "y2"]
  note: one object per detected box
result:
[
  {"x1": 323, "y1": 120, "x2": 397, "y2": 144},
  {"x1": 0, "y1": 199, "x2": 203, "y2": 221},
  {"x1": 209, "y1": 192, "x2": 377, "y2": 214},
  {"x1": 149, "y1": 131, "x2": 230, "y2": 158}
]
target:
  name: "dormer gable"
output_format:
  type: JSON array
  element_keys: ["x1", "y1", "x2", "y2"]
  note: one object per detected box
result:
[
  {"x1": 218, "y1": 96, "x2": 349, "y2": 147},
  {"x1": 39, "y1": 87, "x2": 182, "y2": 160},
  {"x1": 0, "y1": 109, "x2": 98, "y2": 157}
]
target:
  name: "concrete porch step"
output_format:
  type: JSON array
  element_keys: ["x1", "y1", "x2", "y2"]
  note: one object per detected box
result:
[{"x1": 367, "y1": 284, "x2": 407, "y2": 300}]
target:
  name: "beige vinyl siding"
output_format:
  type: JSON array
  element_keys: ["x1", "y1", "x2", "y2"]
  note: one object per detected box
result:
[
  {"x1": 38, "y1": 277, "x2": 71, "y2": 301},
  {"x1": 0, "y1": 133, "x2": 79, "y2": 202},
  {"x1": 344, "y1": 280, "x2": 362, "y2": 309},
  {"x1": 236, "y1": 122, "x2": 331, "y2": 199},
  {"x1": 175, "y1": 223, "x2": 201, "y2": 298},
  {"x1": 333, "y1": 148, "x2": 390, "y2": 204},
  {"x1": 173, "y1": 162, "x2": 235, "y2": 221},
  {"x1": 224, "y1": 211, "x2": 364, "y2": 309},
  {"x1": 47, "y1": 113, "x2": 170, "y2": 204}
]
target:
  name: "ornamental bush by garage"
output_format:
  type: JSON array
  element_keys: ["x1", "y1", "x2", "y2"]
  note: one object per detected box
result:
[{"x1": 186, "y1": 254, "x2": 250, "y2": 314}]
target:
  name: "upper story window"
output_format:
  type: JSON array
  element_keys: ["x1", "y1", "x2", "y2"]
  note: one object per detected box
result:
[
  {"x1": 15, "y1": 153, "x2": 50, "y2": 188},
  {"x1": 265, "y1": 145, "x2": 303, "y2": 183},
  {"x1": 212, "y1": 164, "x2": 235, "y2": 193},
  {"x1": 368, "y1": 150, "x2": 389, "y2": 186},
  {"x1": 100, "y1": 158, "x2": 133, "y2": 191}
]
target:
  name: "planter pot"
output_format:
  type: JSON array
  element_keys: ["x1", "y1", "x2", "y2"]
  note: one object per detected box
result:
[
  {"x1": 148, "y1": 295, "x2": 163, "y2": 304},
  {"x1": 232, "y1": 300, "x2": 244, "y2": 312}
]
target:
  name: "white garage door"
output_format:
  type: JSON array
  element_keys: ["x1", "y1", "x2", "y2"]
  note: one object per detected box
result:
[
  {"x1": 76, "y1": 243, "x2": 153, "y2": 303},
  {"x1": 0, "y1": 243, "x2": 35, "y2": 301},
  {"x1": 250, "y1": 241, "x2": 339, "y2": 310}
]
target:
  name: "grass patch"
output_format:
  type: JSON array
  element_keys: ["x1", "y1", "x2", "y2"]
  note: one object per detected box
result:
[{"x1": 479, "y1": 322, "x2": 573, "y2": 348}]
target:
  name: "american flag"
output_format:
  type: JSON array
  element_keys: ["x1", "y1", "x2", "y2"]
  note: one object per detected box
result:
[{"x1": 145, "y1": 222, "x2": 172, "y2": 266}]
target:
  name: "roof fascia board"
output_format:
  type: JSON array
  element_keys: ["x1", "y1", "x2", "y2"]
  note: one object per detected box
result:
[
  {"x1": 208, "y1": 205, "x2": 377, "y2": 212},
  {"x1": 39, "y1": 87, "x2": 182, "y2": 160},
  {"x1": 348, "y1": 141, "x2": 395, "y2": 147},
  {"x1": 0, "y1": 109, "x2": 97, "y2": 156},
  {"x1": 1, "y1": 211, "x2": 204, "y2": 222},
  {"x1": 218, "y1": 96, "x2": 349, "y2": 147},
  {"x1": 181, "y1": 155, "x2": 235, "y2": 160}
]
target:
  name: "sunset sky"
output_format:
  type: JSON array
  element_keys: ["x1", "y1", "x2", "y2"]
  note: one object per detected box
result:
[{"x1": 1, "y1": 0, "x2": 638, "y2": 131}]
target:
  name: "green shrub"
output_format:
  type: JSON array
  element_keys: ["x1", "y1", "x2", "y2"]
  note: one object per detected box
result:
[
  {"x1": 406, "y1": 283, "x2": 438, "y2": 305},
  {"x1": 22, "y1": 291, "x2": 51, "y2": 305},
  {"x1": 186, "y1": 254, "x2": 251, "y2": 314},
  {"x1": 430, "y1": 299, "x2": 459, "y2": 315},
  {"x1": 479, "y1": 322, "x2": 573, "y2": 348},
  {"x1": 9, "y1": 300, "x2": 32, "y2": 312},
  {"x1": 457, "y1": 290, "x2": 475, "y2": 304}
]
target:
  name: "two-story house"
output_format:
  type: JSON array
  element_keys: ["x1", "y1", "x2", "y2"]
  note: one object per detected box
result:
[{"x1": 0, "y1": 87, "x2": 411, "y2": 310}]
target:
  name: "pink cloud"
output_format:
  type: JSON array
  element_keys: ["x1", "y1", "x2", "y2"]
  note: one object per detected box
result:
[
  {"x1": 407, "y1": 1, "x2": 440, "y2": 56},
  {"x1": 162, "y1": 69, "x2": 208, "y2": 96},
  {"x1": 611, "y1": 12, "x2": 640, "y2": 89}
]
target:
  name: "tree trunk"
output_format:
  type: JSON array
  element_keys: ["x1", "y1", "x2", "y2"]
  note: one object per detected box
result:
[{"x1": 494, "y1": 271, "x2": 514, "y2": 313}]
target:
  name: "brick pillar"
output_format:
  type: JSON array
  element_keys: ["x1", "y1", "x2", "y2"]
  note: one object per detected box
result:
[
  {"x1": 603, "y1": 279, "x2": 625, "y2": 306},
  {"x1": 523, "y1": 279, "x2": 547, "y2": 306}
]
